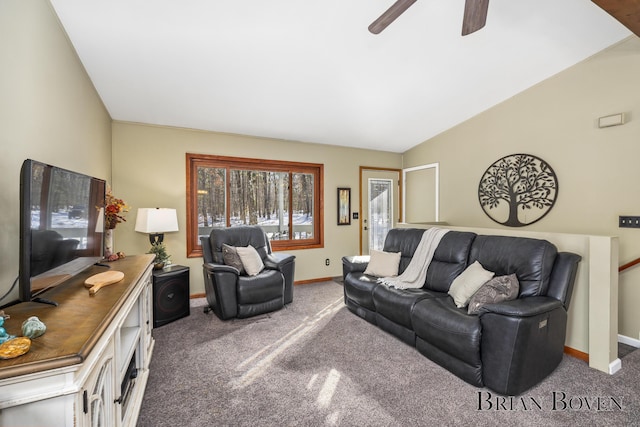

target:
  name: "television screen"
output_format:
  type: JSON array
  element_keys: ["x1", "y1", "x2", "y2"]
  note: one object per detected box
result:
[{"x1": 19, "y1": 159, "x2": 106, "y2": 305}]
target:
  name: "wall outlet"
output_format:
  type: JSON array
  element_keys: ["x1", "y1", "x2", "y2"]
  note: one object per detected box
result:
[
  {"x1": 619, "y1": 216, "x2": 640, "y2": 228},
  {"x1": 325, "y1": 258, "x2": 330, "y2": 266}
]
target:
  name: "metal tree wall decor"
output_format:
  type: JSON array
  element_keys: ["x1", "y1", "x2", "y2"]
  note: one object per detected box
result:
[{"x1": 478, "y1": 153, "x2": 558, "y2": 227}]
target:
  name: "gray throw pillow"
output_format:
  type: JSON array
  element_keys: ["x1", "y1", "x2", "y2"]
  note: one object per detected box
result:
[
  {"x1": 222, "y1": 244, "x2": 245, "y2": 275},
  {"x1": 467, "y1": 274, "x2": 520, "y2": 315}
]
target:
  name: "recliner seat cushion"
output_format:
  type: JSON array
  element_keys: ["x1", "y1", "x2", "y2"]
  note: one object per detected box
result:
[{"x1": 237, "y1": 269, "x2": 284, "y2": 305}]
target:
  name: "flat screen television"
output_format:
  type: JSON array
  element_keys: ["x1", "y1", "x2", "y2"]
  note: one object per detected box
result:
[{"x1": 18, "y1": 159, "x2": 106, "y2": 306}]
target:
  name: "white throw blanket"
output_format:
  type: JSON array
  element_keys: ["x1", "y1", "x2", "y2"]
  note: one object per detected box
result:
[{"x1": 377, "y1": 227, "x2": 449, "y2": 289}]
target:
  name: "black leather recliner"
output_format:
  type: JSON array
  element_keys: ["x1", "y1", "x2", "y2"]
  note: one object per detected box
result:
[{"x1": 201, "y1": 226, "x2": 295, "y2": 320}]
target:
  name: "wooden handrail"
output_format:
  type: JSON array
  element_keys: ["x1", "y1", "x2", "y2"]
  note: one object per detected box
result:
[{"x1": 619, "y1": 257, "x2": 640, "y2": 273}]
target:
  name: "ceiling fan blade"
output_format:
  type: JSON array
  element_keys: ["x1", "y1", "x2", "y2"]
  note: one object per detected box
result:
[
  {"x1": 368, "y1": 0, "x2": 418, "y2": 34},
  {"x1": 461, "y1": 0, "x2": 489, "y2": 36}
]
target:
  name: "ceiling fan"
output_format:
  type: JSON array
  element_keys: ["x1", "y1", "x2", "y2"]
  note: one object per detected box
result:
[{"x1": 368, "y1": 0, "x2": 490, "y2": 36}]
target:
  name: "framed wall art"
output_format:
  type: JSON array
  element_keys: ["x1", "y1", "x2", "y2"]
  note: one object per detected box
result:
[
  {"x1": 478, "y1": 153, "x2": 558, "y2": 227},
  {"x1": 338, "y1": 188, "x2": 351, "y2": 225}
]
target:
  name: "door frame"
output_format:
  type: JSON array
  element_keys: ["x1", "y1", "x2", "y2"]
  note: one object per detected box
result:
[{"x1": 359, "y1": 166, "x2": 403, "y2": 255}]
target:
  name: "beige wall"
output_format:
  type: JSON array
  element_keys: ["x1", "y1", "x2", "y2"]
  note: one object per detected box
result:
[
  {"x1": 0, "y1": 0, "x2": 112, "y2": 305},
  {"x1": 111, "y1": 122, "x2": 402, "y2": 294},
  {"x1": 4, "y1": 0, "x2": 637, "y2": 351},
  {"x1": 403, "y1": 36, "x2": 640, "y2": 340}
]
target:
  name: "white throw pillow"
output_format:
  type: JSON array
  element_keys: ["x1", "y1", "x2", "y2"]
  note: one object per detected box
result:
[
  {"x1": 448, "y1": 261, "x2": 495, "y2": 308},
  {"x1": 363, "y1": 250, "x2": 402, "y2": 277},
  {"x1": 235, "y1": 245, "x2": 265, "y2": 276}
]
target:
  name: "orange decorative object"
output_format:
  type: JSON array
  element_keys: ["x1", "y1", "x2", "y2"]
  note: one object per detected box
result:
[{"x1": 0, "y1": 337, "x2": 31, "y2": 359}]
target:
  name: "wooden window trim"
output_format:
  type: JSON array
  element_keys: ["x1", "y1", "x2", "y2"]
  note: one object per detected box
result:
[{"x1": 186, "y1": 153, "x2": 324, "y2": 258}]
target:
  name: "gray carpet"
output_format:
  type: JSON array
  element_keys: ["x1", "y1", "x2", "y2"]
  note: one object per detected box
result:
[{"x1": 138, "y1": 281, "x2": 640, "y2": 426}]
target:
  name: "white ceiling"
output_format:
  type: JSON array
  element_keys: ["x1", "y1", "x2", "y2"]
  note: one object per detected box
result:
[{"x1": 50, "y1": 0, "x2": 630, "y2": 153}]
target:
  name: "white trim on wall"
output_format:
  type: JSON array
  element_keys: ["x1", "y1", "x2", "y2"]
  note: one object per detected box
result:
[{"x1": 402, "y1": 163, "x2": 439, "y2": 223}]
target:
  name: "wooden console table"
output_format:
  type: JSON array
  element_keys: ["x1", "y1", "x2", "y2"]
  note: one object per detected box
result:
[{"x1": 0, "y1": 255, "x2": 155, "y2": 427}]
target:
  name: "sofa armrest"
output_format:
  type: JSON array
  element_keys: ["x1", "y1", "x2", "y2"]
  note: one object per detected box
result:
[
  {"x1": 342, "y1": 255, "x2": 370, "y2": 280},
  {"x1": 478, "y1": 296, "x2": 563, "y2": 318},
  {"x1": 479, "y1": 297, "x2": 568, "y2": 395}
]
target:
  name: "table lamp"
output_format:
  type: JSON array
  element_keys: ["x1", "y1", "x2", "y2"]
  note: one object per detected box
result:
[{"x1": 134, "y1": 208, "x2": 179, "y2": 245}]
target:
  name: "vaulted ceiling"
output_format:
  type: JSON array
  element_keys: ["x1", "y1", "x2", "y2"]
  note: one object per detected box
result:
[{"x1": 50, "y1": 1, "x2": 634, "y2": 153}]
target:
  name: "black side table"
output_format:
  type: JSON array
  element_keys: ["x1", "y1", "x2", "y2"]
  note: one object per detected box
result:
[{"x1": 152, "y1": 265, "x2": 190, "y2": 327}]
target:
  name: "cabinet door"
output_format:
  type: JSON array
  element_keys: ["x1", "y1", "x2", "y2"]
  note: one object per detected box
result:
[
  {"x1": 80, "y1": 339, "x2": 116, "y2": 427},
  {"x1": 141, "y1": 269, "x2": 154, "y2": 361}
]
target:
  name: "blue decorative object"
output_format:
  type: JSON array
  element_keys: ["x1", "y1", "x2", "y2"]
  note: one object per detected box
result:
[
  {"x1": 0, "y1": 313, "x2": 15, "y2": 344},
  {"x1": 22, "y1": 316, "x2": 47, "y2": 339}
]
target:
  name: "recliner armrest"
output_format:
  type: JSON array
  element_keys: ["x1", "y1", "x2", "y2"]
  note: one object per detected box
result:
[
  {"x1": 478, "y1": 296, "x2": 563, "y2": 317},
  {"x1": 342, "y1": 255, "x2": 370, "y2": 280},
  {"x1": 204, "y1": 262, "x2": 240, "y2": 275},
  {"x1": 264, "y1": 253, "x2": 295, "y2": 270},
  {"x1": 202, "y1": 262, "x2": 241, "y2": 319},
  {"x1": 264, "y1": 253, "x2": 295, "y2": 305}
]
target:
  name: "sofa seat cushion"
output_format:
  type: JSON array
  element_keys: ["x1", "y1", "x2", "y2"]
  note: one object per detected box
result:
[
  {"x1": 411, "y1": 297, "x2": 482, "y2": 368},
  {"x1": 373, "y1": 285, "x2": 447, "y2": 329},
  {"x1": 237, "y1": 269, "x2": 284, "y2": 305},
  {"x1": 344, "y1": 273, "x2": 380, "y2": 311}
]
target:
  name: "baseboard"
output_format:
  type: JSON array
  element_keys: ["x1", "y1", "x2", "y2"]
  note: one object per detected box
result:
[
  {"x1": 618, "y1": 334, "x2": 640, "y2": 348},
  {"x1": 294, "y1": 277, "x2": 335, "y2": 285},
  {"x1": 564, "y1": 346, "x2": 589, "y2": 362},
  {"x1": 564, "y1": 335, "x2": 639, "y2": 367},
  {"x1": 609, "y1": 358, "x2": 622, "y2": 374}
]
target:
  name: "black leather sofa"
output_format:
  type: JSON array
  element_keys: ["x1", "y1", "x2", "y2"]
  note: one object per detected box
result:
[{"x1": 342, "y1": 228, "x2": 581, "y2": 396}]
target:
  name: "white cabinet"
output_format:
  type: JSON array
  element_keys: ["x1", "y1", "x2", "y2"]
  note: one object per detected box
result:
[
  {"x1": 79, "y1": 337, "x2": 115, "y2": 427},
  {"x1": 0, "y1": 255, "x2": 154, "y2": 427}
]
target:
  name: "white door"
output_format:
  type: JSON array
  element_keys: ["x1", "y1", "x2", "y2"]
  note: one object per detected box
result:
[
  {"x1": 368, "y1": 178, "x2": 393, "y2": 252},
  {"x1": 361, "y1": 169, "x2": 399, "y2": 254}
]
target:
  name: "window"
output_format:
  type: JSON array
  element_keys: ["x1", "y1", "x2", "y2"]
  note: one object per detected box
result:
[{"x1": 187, "y1": 153, "x2": 324, "y2": 257}]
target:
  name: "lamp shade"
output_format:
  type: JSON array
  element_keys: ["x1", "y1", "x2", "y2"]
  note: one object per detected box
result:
[{"x1": 135, "y1": 208, "x2": 179, "y2": 234}]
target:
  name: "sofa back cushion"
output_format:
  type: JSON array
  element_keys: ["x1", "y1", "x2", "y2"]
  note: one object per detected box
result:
[
  {"x1": 382, "y1": 229, "x2": 476, "y2": 291},
  {"x1": 382, "y1": 228, "x2": 426, "y2": 274},
  {"x1": 469, "y1": 235, "x2": 558, "y2": 297},
  {"x1": 425, "y1": 231, "x2": 476, "y2": 292}
]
